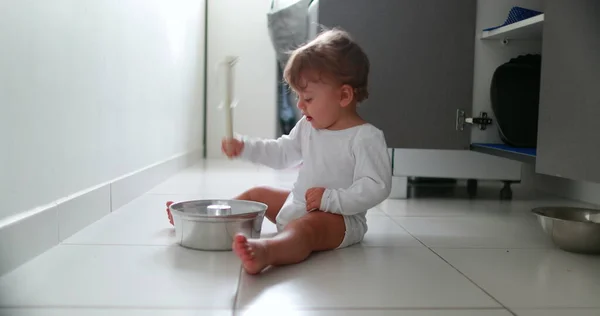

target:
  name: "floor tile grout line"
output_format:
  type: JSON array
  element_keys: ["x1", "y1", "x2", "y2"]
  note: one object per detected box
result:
[
  {"x1": 232, "y1": 306, "x2": 512, "y2": 312},
  {"x1": 60, "y1": 243, "x2": 175, "y2": 247},
  {"x1": 147, "y1": 193, "x2": 207, "y2": 196},
  {"x1": 380, "y1": 212, "x2": 536, "y2": 219},
  {"x1": 109, "y1": 183, "x2": 113, "y2": 212},
  {"x1": 231, "y1": 264, "x2": 243, "y2": 316},
  {"x1": 0, "y1": 306, "x2": 232, "y2": 311},
  {"x1": 427, "y1": 247, "x2": 518, "y2": 316},
  {"x1": 386, "y1": 216, "x2": 518, "y2": 316},
  {"x1": 385, "y1": 217, "x2": 552, "y2": 250},
  {"x1": 61, "y1": 243, "x2": 540, "y2": 250},
  {"x1": 2, "y1": 306, "x2": 598, "y2": 312}
]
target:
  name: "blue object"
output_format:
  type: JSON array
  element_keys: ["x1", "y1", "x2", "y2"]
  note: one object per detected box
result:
[
  {"x1": 483, "y1": 7, "x2": 543, "y2": 31},
  {"x1": 472, "y1": 143, "x2": 537, "y2": 157}
]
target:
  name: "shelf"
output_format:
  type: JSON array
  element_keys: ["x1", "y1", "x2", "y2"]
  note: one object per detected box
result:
[
  {"x1": 471, "y1": 143, "x2": 536, "y2": 164},
  {"x1": 481, "y1": 14, "x2": 544, "y2": 40}
]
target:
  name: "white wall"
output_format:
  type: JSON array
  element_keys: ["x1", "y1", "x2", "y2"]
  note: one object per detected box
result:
[
  {"x1": 0, "y1": 0, "x2": 206, "y2": 221},
  {"x1": 206, "y1": 0, "x2": 277, "y2": 158}
]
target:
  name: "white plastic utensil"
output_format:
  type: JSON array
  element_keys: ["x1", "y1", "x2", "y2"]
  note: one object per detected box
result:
[{"x1": 221, "y1": 56, "x2": 238, "y2": 139}]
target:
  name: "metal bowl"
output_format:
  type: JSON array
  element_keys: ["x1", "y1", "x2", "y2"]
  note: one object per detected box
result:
[
  {"x1": 532, "y1": 206, "x2": 600, "y2": 254},
  {"x1": 169, "y1": 199, "x2": 267, "y2": 251}
]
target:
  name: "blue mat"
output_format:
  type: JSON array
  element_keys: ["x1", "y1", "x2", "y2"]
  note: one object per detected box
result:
[
  {"x1": 472, "y1": 143, "x2": 537, "y2": 157},
  {"x1": 483, "y1": 6, "x2": 543, "y2": 31}
]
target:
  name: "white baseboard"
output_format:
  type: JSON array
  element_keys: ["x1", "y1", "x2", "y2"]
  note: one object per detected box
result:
[
  {"x1": 110, "y1": 149, "x2": 202, "y2": 211},
  {"x1": 0, "y1": 207, "x2": 59, "y2": 277},
  {"x1": 0, "y1": 149, "x2": 202, "y2": 277},
  {"x1": 58, "y1": 185, "x2": 111, "y2": 242}
]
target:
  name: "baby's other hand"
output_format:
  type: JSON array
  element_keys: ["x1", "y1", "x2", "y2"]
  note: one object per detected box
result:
[
  {"x1": 305, "y1": 187, "x2": 325, "y2": 212},
  {"x1": 221, "y1": 137, "x2": 244, "y2": 158}
]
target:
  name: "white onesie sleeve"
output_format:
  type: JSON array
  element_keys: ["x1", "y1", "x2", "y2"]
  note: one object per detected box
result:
[
  {"x1": 319, "y1": 130, "x2": 392, "y2": 216},
  {"x1": 239, "y1": 117, "x2": 305, "y2": 169}
]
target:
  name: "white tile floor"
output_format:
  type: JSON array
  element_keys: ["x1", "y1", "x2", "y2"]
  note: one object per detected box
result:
[{"x1": 1, "y1": 159, "x2": 600, "y2": 316}]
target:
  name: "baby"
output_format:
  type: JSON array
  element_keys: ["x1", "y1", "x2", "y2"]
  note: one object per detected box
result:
[{"x1": 168, "y1": 29, "x2": 392, "y2": 275}]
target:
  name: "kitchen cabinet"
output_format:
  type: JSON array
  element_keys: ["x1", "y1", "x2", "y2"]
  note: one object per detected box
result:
[
  {"x1": 318, "y1": 0, "x2": 478, "y2": 150},
  {"x1": 317, "y1": 0, "x2": 600, "y2": 189},
  {"x1": 535, "y1": 0, "x2": 600, "y2": 183}
]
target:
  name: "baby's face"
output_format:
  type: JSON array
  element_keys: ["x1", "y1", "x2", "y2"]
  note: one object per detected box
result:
[{"x1": 295, "y1": 80, "x2": 344, "y2": 130}]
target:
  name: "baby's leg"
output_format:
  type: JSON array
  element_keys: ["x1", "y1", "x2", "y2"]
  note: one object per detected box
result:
[
  {"x1": 233, "y1": 186, "x2": 290, "y2": 223},
  {"x1": 232, "y1": 211, "x2": 345, "y2": 274},
  {"x1": 165, "y1": 186, "x2": 289, "y2": 225}
]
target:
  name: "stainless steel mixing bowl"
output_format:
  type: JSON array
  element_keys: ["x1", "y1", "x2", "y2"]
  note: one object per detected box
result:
[
  {"x1": 532, "y1": 206, "x2": 600, "y2": 254},
  {"x1": 169, "y1": 199, "x2": 267, "y2": 251}
]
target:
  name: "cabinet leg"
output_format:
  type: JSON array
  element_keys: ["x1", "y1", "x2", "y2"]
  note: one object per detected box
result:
[
  {"x1": 389, "y1": 176, "x2": 408, "y2": 199},
  {"x1": 467, "y1": 179, "x2": 478, "y2": 198},
  {"x1": 500, "y1": 181, "x2": 513, "y2": 200}
]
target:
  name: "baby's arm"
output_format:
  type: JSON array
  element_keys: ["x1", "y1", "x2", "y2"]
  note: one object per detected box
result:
[
  {"x1": 238, "y1": 117, "x2": 305, "y2": 169},
  {"x1": 319, "y1": 134, "x2": 392, "y2": 216}
]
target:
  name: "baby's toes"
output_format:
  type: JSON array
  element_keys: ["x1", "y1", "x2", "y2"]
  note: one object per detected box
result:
[
  {"x1": 233, "y1": 238, "x2": 247, "y2": 254},
  {"x1": 242, "y1": 245, "x2": 255, "y2": 259},
  {"x1": 234, "y1": 234, "x2": 247, "y2": 243}
]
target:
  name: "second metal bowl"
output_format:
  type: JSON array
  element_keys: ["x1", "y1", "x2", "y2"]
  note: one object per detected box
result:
[
  {"x1": 532, "y1": 206, "x2": 600, "y2": 254},
  {"x1": 169, "y1": 199, "x2": 267, "y2": 251}
]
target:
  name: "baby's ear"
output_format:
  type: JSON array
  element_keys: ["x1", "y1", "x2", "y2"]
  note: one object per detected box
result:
[{"x1": 339, "y1": 84, "x2": 354, "y2": 107}]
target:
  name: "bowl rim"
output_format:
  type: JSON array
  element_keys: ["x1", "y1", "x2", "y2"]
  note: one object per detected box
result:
[
  {"x1": 169, "y1": 199, "x2": 268, "y2": 221},
  {"x1": 531, "y1": 206, "x2": 600, "y2": 225}
]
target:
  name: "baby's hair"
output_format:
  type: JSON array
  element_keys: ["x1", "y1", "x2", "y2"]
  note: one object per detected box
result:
[{"x1": 283, "y1": 28, "x2": 370, "y2": 103}]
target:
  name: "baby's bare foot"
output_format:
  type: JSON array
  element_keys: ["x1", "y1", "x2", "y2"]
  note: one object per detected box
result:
[
  {"x1": 166, "y1": 201, "x2": 174, "y2": 226},
  {"x1": 232, "y1": 234, "x2": 269, "y2": 275}
]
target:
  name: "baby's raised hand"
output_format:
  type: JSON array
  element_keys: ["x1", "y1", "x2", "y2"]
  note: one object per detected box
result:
[
  {"x1": 221, "y1": 137, "x2": 244, "y2": 158},
  {"x1": 305, "y1": 187, "x2": 325, "y2": 212}
]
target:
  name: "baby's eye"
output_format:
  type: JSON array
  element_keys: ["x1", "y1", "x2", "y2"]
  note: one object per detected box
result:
[{"x1": 304, "y1": 98, "x2": 313, "y2": 103}]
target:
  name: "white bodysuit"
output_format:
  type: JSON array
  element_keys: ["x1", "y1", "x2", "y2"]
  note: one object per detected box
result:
[{"x1": 239, "y1": 116, "x2": 392, "y2": 248}]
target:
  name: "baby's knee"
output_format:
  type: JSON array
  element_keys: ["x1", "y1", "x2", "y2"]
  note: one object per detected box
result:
[
  {"x1": 283, "y1": 216, "x2": 321, "y2": 246},
  {"x1": 291, "y1": 211, "x2": 346, "y2": 248},
  {"x1": 244, "y1": 185, "x2": 272, "y2": 200}
]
